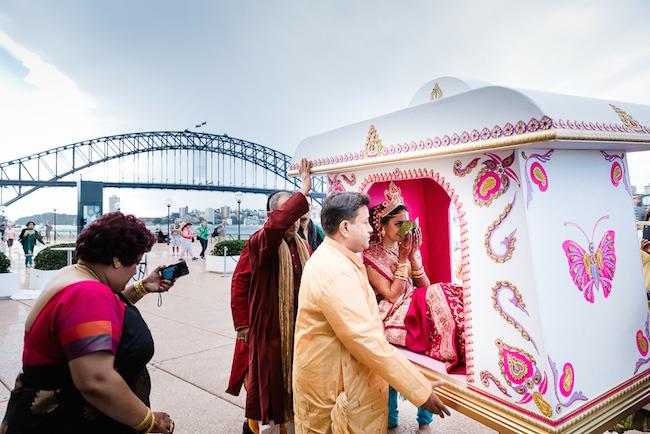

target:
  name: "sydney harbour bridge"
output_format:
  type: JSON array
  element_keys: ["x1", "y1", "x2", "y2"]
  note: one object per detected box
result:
[{"x1": 0, "y1": 131, "x2": 326, "y2": 207}]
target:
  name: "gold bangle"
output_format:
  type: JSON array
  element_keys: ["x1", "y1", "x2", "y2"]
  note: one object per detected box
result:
[
  {"x1": 394, "y1": 271, "x2": 409, "y2": 280},
  {"x1": 144, "y1": 412, "x2": 156, "y2": 434},
  {"x1": 134, "y1": 280, "x2": 148, "y2": 298},
  {"x1": 133, "y1": 408, "x2": 152, "y2": 431},
  {"x1": 395, "y1": 263, "x2": 409, "y2": 273}
]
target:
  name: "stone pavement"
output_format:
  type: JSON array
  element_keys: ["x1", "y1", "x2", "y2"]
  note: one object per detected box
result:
[{"x1": 0, "y1": 243, "x2": 634, "y2": 433}]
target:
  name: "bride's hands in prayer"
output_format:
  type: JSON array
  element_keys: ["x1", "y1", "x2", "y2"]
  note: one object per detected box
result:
[
  {"x1": 398, "y1": 232, "x2": 414, "y2": 262},
  {"x1": 409, "y1": 227, "x2": 423, "y2": 262}
]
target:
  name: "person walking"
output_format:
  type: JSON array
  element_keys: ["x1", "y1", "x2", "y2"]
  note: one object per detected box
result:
[
  {"x1": 228, "y1": 158, "x2": 313, "y2": 433},
  {"x1": 19, "y1": 221, "x2": 45, "y2": 268},
  {"x1": 5, "y1": 225, "x2": 16, "y2": 251},
  {"x1": 180, "y1": 222, "x2": 196, "y2": 260},
  {"x1": 212, "y1": 219, "x2": 227, "y2": 244},
  {"x1": 170, "y1": 220, "x2": 181, "y2": 256},
  {"x1": 44, "y1": 221, "x2": 53, "y2": 244},
  {"x1": 197, "y1": 220, "x2": 209, "y2": 259}
]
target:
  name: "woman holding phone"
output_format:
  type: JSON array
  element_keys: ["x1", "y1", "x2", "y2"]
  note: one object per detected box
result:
[{"x1": 2, "y1": 212, "x2": 176, "y2": 433}]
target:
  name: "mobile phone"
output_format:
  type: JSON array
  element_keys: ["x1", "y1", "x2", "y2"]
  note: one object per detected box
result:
[{"x1": 159, "y1": 260, "x2": 190, "y2": 280}]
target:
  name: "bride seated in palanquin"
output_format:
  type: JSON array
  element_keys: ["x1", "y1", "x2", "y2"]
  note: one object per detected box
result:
[{"x1": 363, "y1": 181, "x2": 466, "y2": 373}]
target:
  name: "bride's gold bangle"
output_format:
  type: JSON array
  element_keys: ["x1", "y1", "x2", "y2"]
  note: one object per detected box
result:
[{"x1": 411, "y1": 266, "x2": 425, "y2": 278}]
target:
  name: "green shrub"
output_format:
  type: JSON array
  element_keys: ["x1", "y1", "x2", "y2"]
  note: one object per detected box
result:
[
  {"x1": 211, "y1": 239, "x2": 246, "y2": 256},
  {"x1": 0, "y1": 251, "x2": 10, "y2": 273},
  {"x1": 34, "y1": 243, "x2": 76, "y2": 270}
]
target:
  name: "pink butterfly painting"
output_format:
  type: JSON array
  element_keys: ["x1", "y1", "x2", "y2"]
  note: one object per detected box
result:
[{"x1": 561, "y1": 216, "x2": 616, "y2": 304}]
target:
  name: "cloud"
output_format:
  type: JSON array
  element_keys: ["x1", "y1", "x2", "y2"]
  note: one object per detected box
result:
[{"x1": 0, "y1": 31, "x2": 106, "y2": 159}]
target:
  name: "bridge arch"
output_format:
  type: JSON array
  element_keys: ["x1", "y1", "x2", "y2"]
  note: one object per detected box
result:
[{"x1": 0, "y1": 131, "x2": 325, "y2": 206}]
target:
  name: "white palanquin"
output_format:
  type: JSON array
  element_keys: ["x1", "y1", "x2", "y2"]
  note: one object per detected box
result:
[{"x1": 290, "y1": 77, "x2": 650, "y2": 434}]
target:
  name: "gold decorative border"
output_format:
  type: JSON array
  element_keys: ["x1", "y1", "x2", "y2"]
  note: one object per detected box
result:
[
  {"x1": 415, "y1": 365, "x2": 650, "y2": 434},
  {"x1": 288, "y1": 129, "x2": 650, "y2": 176}
]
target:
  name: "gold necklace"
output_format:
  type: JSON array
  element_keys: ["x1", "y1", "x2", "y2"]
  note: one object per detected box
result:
[
  {"x1": 74, "y1": 263, "x2": 104, "y2": 283},
  {"x1": 383, "y1": 242, "x2": 398, "y2": 256}
]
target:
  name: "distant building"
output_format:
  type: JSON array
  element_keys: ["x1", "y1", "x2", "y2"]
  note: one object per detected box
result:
[
  {"x1": 205, "y1": 208, "x2": 216, "y2": 223},
  {"x1": 220, "y1": 206, "x2": 231, "y2": 219},
  {"x1": 632, "y1": 185, "x2": 638, "y2": 194},
  {"x1": 645, "y1": 184, "x2": 650, "y2": 195},
  {"x1": 179, "y1": 206, "x2": 189, "y2": 219},
  {"x1": 109, "y1": 195, "x2": 121, "y2": 212}
]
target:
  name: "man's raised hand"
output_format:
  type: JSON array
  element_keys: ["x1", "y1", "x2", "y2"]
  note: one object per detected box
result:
[{"x1": 299, "y1": 158, "x2": 313, "y2": 197}]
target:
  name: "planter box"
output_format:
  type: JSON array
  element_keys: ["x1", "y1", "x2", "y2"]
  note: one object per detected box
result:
[
  {"x1": 0, "y1": 272, "x2": 20, "y2": 299},
  {"x1": 205, "y1": 255, "x2": 240, "y2": 274},
  {"x1": 30, "y1": 269, "x2": 59, "y2": 291}
]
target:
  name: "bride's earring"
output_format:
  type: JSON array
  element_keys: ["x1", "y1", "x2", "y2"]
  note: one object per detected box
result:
[{"x1": 380, "y1": 228, "x2": 386, "y2": 240}]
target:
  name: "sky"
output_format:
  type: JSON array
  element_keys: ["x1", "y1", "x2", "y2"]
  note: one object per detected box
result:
[{"x1": 0, "y1": 0, "x2": 649, "y2": 220}]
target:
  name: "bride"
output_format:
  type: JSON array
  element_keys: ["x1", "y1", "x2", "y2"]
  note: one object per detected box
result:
[{"x1": 363, "y1": 181, "x2": 466, "y2": 373}]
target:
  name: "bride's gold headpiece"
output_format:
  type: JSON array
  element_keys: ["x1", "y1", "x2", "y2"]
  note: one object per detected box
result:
[{"x1": 370, "y1": 181, "x2": 406, "y2": 232}]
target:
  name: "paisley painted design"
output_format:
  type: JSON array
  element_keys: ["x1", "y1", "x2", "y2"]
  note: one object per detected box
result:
[
  {"x1": 637, "y1": 330, "x2": 649, "y2": 356},
  {"x1": 327, "y1": 173, "x2": 356, "y2": 194},
  {"x1": 521, "y1": 150, "x2": 553, "y2": 208},
  {"x1": 529, "y1": 162, "x2": 548, "y2": 192},
  {"x1": 502, "y1": 347, "x2": 534, "y2": 385},
  {"x1": 472, "y1": 151, "x2": 520, "y2": 207},
  {"x1": 548, "y1": 355, "x2": 588, "y2": 413},
  {"x1": 610, "y1": 162, "x2": 622, "y2": 187},
  {"x1": 481, "y1": 339, "x2": 553, "y2": 418},
  {"x1": 635, "y1": 314, "x2": 650, "y2": 374},
  {"x1": 601, "y1": 151, "x2": 632, "y2": 196},
  {"x1": 559, "y1": 363, "x2": 575, "y2": 397},
  {"x1": 453, "y1": 157, "x2": 480, "y2": 177},
  {"x1": 484, "y1": 197, "x2": 517, "y2": 264},
  {"x1": 491, "y1": 280, "x2": 537, "y2": 352}
]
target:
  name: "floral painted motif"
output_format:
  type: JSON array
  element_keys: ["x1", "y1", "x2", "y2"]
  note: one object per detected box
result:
[
  {"x1": 288, "y1": 114, "x2": 650, "y2": 172},
  {"x1": 473, "y1": 151, "x2": 520, "y2": 207},
  {"x1": 491, "y1": 280, "x2": 537, "y2": 353},
  {"x1": 481, "y1": 339, "x2": 552, "y2": 418},
  {"x1": 453, "y1": 157, "x2": 480, "y2": 177},
  {"x1": 484, "y1": 197, "x2": 517, "y2": 264},
  {"x1": 601, "y1": 151, "x2": 632, "y2": 196},
  {"x1": 562, "y1": 216, "x2": 616, "y2": 304},
  {"x1": 327, "y1": 173, "x2": 357, "y2": 194},
  {"x1": 634, "y1": 314, "x2": 650, "y2": 375},
  {"x1": 521, "y1": 150, "x2": 553, "y2": 208},
  {"x1": 548, "y1": 356, "x2": 588, "y2": 414}
]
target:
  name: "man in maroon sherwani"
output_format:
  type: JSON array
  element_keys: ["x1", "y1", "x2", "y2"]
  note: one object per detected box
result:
[{"x1": 227, "y1": 158, "x2": 312, "y2": 433}]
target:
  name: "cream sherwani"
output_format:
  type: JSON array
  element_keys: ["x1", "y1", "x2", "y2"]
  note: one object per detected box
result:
[{"x1": 293, "y1": 238, "x2": 431, "y2": 434}]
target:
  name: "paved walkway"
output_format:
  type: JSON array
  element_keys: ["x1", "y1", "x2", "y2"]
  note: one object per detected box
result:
[{"x1": 0, "y1": 243, "x2": 633, "y2": 433}]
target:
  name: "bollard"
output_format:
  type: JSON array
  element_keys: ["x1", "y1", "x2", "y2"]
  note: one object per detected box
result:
[{"x1": 223, "y1": 245, "x2": 228, "y2": 274}]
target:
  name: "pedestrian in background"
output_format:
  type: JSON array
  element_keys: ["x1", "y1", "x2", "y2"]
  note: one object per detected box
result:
[
  {"x1": 19, "y1": 221, "x2": 45, "y2": 268},
  {"x1": 180, "y1": 222, "x2": 196, "y2": 260},
  {"x1": 197, "y1": 220, "x2": 209, "y2": 259},
  {"x1": 5, "y1": 225, "x2": 16, "y2": 251}
]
